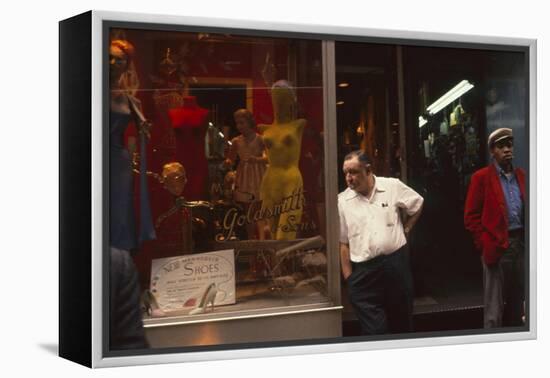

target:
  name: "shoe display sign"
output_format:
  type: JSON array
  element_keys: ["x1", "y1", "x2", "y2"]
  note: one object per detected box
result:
[{"x1": 151, "y1": 249, "x2": 236, "y2": 314}]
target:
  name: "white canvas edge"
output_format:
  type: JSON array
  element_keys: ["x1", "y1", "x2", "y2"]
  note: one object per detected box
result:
[{"x1": 89, "y1": 9, "x2": 538, "y2": 368}]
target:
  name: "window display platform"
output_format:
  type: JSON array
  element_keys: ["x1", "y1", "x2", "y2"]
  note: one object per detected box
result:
[
  {"x1": 144, "y1": 299, "x2": 342, "y2": 348},
  {"x1": 144, "y1": 283, "x2": 330, "y2": 321}
]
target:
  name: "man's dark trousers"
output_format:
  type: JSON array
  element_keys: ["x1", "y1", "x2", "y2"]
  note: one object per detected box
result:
[{"x1": 347, "y1": 245, "x2": 414, "y2": 335}]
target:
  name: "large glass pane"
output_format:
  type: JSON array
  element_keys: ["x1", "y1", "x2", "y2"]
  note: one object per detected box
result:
[
  {"x1": 335, "y1": 41, "x2": 527, "y2": 333},
  {"x1": 108, "y1": 28, "x2": 329, "y2": 328},
  {"x1": 335, "y1": 42, "x2": 402, "y2": 331},
  {"x1": 336, "y1": 42, "x2": 401, "y2": 184},
  {"x1": 402, "y1": 46, "x2": 527, "y2": 324}
]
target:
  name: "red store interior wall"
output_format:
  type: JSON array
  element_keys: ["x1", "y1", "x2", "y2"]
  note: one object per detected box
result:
[{"x1": 111, "y1": 29, "x2": 323, "y2": 289}]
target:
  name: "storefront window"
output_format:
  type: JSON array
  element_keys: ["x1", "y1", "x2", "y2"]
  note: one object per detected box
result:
[
  {"x1": 108, "y1": 28, "x2": 329, "y2": 324},
  {"x1": 335, "y1": 42, "x2": 401, "y2": 188},
  {"x1": 105, "y1": 22, "x2": 528, "y2": 350},
  {"x1": 401, "y1": 46, "x2": 527, "y2": 316},
  {"x1": 333, "y1": 42, "x2": 527, "y2": 327}
]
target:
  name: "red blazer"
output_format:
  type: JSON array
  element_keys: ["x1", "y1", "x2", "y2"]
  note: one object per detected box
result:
[{"x1": 464, "y1": 164, "x2": 526, "y2": 265}]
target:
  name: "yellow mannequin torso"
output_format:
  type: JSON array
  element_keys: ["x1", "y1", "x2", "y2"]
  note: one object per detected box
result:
[{"x1": 259, "y1": 118, "x2": 306, "y2": 240}]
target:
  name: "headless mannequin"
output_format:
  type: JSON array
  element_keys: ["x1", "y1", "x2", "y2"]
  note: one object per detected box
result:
[
  {"x1": 259, "y1": 80, "x2": 306, "y2": 240},
  {"x1": 168, "y1": 95, "x2": 209, "y2": 200}
]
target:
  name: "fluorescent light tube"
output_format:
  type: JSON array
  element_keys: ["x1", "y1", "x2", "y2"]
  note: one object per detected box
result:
[
  {"x1": 419, "y1": 116, "x2": 428, "y2": 128},
  {"x1": 426, "y1": 80, "x2": 474, "y2": 115}
]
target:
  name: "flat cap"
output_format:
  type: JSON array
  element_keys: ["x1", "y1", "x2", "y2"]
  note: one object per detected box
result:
[{"x1": 488, "y1": 128, "x2": 513, "y2": 147}]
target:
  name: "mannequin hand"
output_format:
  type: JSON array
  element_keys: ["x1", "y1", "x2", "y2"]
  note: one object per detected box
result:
[{"x1": 139, "y1": 120, "x2": 152, "y2": 139}]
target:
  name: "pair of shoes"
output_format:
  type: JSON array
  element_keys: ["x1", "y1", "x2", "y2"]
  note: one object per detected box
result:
[{"x1": 189, "y1": 283, "x2": 217, "y2": 315}]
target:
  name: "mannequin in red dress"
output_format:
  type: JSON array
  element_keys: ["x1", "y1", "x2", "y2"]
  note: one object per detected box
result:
[{"x1": 168, "y1": 96, "x2": 209, "y2": 200}]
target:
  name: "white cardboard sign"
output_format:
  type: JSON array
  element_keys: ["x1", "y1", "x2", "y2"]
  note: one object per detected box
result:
[{"x1": 150, "y1": 249, "x2": 236, "y2": 313}]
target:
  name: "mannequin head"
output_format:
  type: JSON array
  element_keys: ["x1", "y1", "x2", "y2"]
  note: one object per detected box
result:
[
  {"x1": 110, "y1": 39, "x2": 139, "y2": 94},
  {"x1": 486, "y1": 88, "x2": 498, "y2": 105},
  {"x1": 271, "y1": 80, "x2": 297, "y2": 123},
  {"x1": 162, "y1": 162, "x2": 187, "y2": 196},
  {"x1": 110, "y1": 40, "x2": 134, "y2": 85},
  {"x1": 233, "y1": 109, "x2": 255, "y2": 136}
]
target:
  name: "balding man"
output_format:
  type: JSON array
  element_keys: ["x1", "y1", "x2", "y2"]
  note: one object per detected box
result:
[{"x1": 338, "y1": 150, "x2": 423, "y2": 335}]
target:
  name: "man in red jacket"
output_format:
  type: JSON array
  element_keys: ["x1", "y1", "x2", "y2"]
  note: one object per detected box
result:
[{"x1": 464, "y1": 128, "x2": 526, "y2": 328}]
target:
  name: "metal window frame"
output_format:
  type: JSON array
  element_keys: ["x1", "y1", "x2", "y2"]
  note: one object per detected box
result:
[{"x1": 90, "y1": 10, "x2": 537, "y2": 368}]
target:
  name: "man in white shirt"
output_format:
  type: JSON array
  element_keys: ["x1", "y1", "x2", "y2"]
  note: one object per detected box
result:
[{"x1": 338, "y1": 150, "x2": 424, "y2": 334}]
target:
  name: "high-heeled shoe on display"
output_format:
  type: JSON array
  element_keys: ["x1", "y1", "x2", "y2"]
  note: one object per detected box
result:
[{"x1": 189, "y1": 283, "x2": 217, "y2": 315}]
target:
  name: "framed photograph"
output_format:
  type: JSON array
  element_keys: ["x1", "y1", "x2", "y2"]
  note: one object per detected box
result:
[{"x1": 59, "y1": 10, "x2": 537, "y2": 368}]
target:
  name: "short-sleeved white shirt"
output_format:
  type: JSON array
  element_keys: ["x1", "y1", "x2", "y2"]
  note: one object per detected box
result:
[{"x1": 338, "y1": 176, "x2": 424, "y2": 263}]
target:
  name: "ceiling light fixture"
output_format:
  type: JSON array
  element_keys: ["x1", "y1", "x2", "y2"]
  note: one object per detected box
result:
[
  {"x1": 419, "y1": 80, "x2": 474, "y2": 128},
  {"x1": 426, "y1": 80, "x2": 474, "y2": 116},
  {"x1": 418, "y1": 116, "x2": 428, "y2": 128}
]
